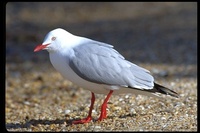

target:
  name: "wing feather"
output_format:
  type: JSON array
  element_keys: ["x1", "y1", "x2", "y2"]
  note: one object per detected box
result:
[{"x1": 69, "y1": 40, "x2": 154, "y2": 90}]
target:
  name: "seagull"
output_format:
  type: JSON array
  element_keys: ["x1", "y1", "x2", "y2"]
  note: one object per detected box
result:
[{"x1": 34, "y1": 28, "x2": 179, "y2": 124}]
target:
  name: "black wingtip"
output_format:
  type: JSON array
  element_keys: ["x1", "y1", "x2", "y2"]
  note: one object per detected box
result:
[{"x1": 153, "y1": 83, "x2": 179, "y2": 98}]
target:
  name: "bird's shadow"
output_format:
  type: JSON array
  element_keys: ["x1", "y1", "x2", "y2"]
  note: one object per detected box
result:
[
  {"x1": 6, "y1": 113, "x2": 137, "y2": 130},
  {"x1": 6, "y1": 118, "x2": 76, "y2": 130}
]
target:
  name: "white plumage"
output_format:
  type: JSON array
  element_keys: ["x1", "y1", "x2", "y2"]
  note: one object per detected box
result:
[{"x1": 34, "y1": 28, "x2": 178, "y2": 124}]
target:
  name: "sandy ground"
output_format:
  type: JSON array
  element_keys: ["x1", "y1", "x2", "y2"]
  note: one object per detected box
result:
[{"x1": 6, "y1": 2, "x2": 197, "y2": 131}]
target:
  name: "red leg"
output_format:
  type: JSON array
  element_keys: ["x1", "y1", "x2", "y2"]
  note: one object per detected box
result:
[
  {"x1": 98, "y1": 90, "x2": 113, "y2": 121},
  {"x1": 72, "y1": 92, "x2": 95, "y2": 124}
]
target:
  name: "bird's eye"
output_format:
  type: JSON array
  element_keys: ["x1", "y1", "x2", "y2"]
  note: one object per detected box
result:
[{"x1": 51, "y1": 37, "x2": 56, "y2": 41}]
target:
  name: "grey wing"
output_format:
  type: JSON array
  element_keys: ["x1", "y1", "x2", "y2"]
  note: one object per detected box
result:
[{"x1": 69, "y1": 41, "x2": 154, "y2": 90}]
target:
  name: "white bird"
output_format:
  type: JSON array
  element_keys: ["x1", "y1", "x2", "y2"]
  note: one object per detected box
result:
[{"x1": 34, "y1": 28, "x2": 178, "y2": 124}]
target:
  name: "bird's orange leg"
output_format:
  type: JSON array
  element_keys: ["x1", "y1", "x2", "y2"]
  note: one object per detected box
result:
[
  {"x1": 72, "y1": 92, "x2": 95, "y2": 124},
  {"x1": 98, "y1": 90, "x2": 113, "y2": 121}
]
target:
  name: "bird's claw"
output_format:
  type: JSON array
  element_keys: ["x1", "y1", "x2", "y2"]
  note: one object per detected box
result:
[{"x1": 72, "y1": 117, "x2": 92, "y2": 124}]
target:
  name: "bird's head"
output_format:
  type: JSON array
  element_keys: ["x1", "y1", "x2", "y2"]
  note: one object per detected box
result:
[{"x1": 34, "y1": 28, "x2": 77, "y2": 53}]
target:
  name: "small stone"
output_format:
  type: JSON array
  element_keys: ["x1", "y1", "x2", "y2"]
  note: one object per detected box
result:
[
  {"x1": 161, "y1": 117, "x2": 166, "y2": 120},
  {"x1": 92, "y1": 109, "x2": 97, "y2": 114},
  {"x1": 64, "y1": 109, "x2": 71, "y2": 114},
  {"x1": 57, "y1": 108, "x2": 63, "y2": 113},
  {"x1": 119, "y1": 98, "x2": 124, "y2": 102},
  {"x1": 94, "y1": 126, "x2": 101, "y2": 129},
  {"x1": 24, "y1": 101, "x2": 30, "y2": 105},
  {"x1": 125, "y1": 95, "x2": 129, "y2": 99},
  {"x1": 129, "y1": 108, "x2": 136, "y2": 115}
]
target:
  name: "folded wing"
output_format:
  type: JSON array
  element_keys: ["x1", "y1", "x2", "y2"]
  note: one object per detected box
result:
[{"x1": 69, "y1": 40, "x2": 154, "y2": 90}]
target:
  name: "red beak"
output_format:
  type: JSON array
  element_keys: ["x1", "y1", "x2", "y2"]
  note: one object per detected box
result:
[{"x1": 34, "y1": 44, "x2": 49, "y2": 52}]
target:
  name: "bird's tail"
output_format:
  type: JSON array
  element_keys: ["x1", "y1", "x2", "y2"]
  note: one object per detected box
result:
[{"x1": 152, "y1": 83, "x2": 179, "y2": 98}]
